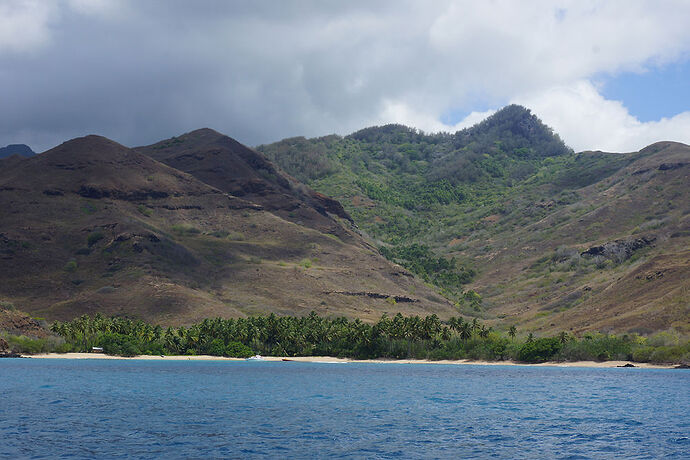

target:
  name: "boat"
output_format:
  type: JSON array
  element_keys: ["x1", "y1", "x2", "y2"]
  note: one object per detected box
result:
[{"x1": 246, "y1": 354, "x2": 264, "y2": 361}]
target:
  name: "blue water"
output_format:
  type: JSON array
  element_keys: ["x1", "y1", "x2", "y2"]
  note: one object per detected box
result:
[{"x1": 0, "y1": 360, "x2": 688, "y2": 459}]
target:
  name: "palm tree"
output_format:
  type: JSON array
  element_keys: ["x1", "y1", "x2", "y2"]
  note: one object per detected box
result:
[
  {"x1": 440, "y1": 326, "x2": 451, "y2": 341},
  {"x1": 478, "y1": 325, "x2": 489, "y2": 339},
  {"x1": 459, "y1": 322, "x2": 472, "y2": 342},
  {"x1": 508, "y1": 325, "x2": 517, "y2": 341}
]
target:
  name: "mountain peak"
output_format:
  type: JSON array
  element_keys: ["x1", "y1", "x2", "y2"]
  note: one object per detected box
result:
[
  {"x1": 453, "y1": 104, "x2": 572, "y2": 158},
  {"x1": 179, "y1": 128, "x2": 224, "y2": 140},
  {"x1": 0, "y1": 143, "x2": 35, "y2": 159},
  {"x1": 136, "y1": 129, "x2": 354, "y2": 230}
]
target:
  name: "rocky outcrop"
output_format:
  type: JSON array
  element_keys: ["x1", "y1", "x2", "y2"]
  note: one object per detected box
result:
[
  {"x1": 77, "y1": 185, "x2": 170, "y2": 201},
  {"x1": 658, "y1": 162, "x2": 687, "y2": 171},
  {"x1": 0, "y1": 309, "x2": 50, "y2": 338},
  {"x1": 310, "y1": 191, "x2": 353, "y2": 222},
  {"x1": 324, "y1": 291, "x2": 419, "y2": 303},
  {"x1": 581, "y1": 237, "x2": 655, "y2": 262}
]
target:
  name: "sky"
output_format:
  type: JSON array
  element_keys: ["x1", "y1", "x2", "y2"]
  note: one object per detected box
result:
[{"x1": 1, "y1": 0, "x2": 689, "y2": 153}]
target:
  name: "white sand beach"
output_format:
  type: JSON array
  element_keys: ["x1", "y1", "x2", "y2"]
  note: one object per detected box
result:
[{"x1": 22, "y1": 353, "x2": 677, "y2": 368}]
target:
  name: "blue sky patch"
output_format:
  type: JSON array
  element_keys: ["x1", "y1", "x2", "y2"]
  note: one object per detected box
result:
[{"x1": 601, "y1": 59, "x2": 690, "y2": 122}]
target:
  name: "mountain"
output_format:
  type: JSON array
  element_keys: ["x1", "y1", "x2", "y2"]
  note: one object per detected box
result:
[
  {"x1": 134, "y1": 128, "x2": 353, "y2": 239},
  {"x1": 258, "y1": 106, "x2": 689, "y2": 335},
  {"x1": 0, "y1": 134, "x2": 456, "y2": 325},
  {"x1": 0, "y1": 144, "x2": 35, "y2": 159}
]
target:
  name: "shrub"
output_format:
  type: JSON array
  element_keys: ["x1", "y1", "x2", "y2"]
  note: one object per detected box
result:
[
  {"x1": 226, "y1": 341, "x2": 254, "y2": 358},
  {"x1": 3, "y1": 335, "x2": 66, "y2": 354},
  {"x1": 517, "y1": 337, "x2": 562, "y2": 363},
  {"x1": 96, "y1": 333, "x2": 141, "y2": 357},
  {"x1": 299, "y1": 258, "x2": 312, "y2": 268},
  {"x1": 64, "y1": 260, "x2": 78, "y2": 272},
  {"x1": 87, "y1": 231, "x2": 104, "y2": 247},
  {"x1": 205, "y1": 338, "x2": 226, "y2": 356},
  {"x1": 171, "y1": 224, "x2": 201, "y2": 236},
  {"x1": 137, "y1": 205, "x2": 152, "y2": 217}
]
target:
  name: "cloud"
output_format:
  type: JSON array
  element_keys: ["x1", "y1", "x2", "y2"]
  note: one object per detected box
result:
[
  {"x1": 0, "y1": 0, "x2": 57, "y2": 54},
  {"x1": 0, "y1": 0, "x2": 689, "y2": 152},
  {"x1": 513, "y1": 81, "x2": 690, "y2": 152}
]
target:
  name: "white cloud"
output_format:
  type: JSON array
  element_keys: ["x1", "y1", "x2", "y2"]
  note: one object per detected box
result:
[{"x1": 513, "y1": 81, "x2": 690, "y2": 152}]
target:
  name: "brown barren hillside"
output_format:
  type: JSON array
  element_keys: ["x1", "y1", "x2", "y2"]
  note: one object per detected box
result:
[
  {"x1": 464, "y1": 141, "x2": 690, "y2": 335},
  {"x1": 0, "y1": 135, "x2": 456, "y2": 325}
]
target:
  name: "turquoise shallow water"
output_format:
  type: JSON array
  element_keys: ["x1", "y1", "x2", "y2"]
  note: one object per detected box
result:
[{"x1": 0, "y1": 359, "x2": 688, "y2": 459}]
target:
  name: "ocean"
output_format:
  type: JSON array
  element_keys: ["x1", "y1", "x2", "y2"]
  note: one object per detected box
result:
[{"x1": 1, "y1": 359, "x2": 688, "y2": 458}]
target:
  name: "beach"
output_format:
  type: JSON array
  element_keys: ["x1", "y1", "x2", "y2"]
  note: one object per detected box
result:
[{"x1": 20, "y1": 353, "x2": 676, "y2": 368}]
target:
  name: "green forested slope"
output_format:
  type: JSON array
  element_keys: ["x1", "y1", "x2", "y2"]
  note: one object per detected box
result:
[
  {"x1": 258, "y1": 106, "x2": 690, "y2": 335},
  {"x1": 258, "y1": 106, "x2": 575, "y2": 299}
]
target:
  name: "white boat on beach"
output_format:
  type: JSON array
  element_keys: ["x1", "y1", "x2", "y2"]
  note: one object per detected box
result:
[{"x1": 246, "y1": 355, "x2": 264, "y2": 361}]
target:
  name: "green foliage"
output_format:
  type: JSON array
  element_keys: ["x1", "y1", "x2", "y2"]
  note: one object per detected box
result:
[
  {"x1": 356, "y1": 178, "x2": 465, "y2": 210},
  {"x1": 171, "y1": 224, "x2": 201, "y2": 236},
  {"x1": 97, "y1": 333, "x2": 142, "y2": 357},
  {"x1": 63, "y1": 260, "x2": 78, "y2": 272},
  {"x1": 257, "y1": 105, "x2": 582, "y2": 303},
  {"x1": 137, "y1": 204, "x2": 153, "y2": 217},
  {"x1": 225, "y1": 341, "x2": 254, "y2": 358},
  {"x1": 86, "y1": 231, "x2": 104, "y2": 247},
  {"x1": 517, "y1": 337, "x2": 562, "y2": 363},
  {"x1": 49, "y1": 313, "x2": 688, "y2": 364},
  {"x1": 299, "y1": 258, "x2": 312, "y2": 268},
  {"x1": 2, "y1": 334, "x2": 68, "y2": 354},
  {"x1": 380, "y1": 244, "x2": 474, "y2": 294}
]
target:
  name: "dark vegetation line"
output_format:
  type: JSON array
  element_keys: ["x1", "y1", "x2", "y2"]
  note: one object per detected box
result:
[{"x1": 7, "y1": 313, "x2": 685, "y2": 363}]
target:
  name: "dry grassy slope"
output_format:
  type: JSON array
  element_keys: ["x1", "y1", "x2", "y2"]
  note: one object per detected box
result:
[
  {"x1": 0, "y1": 135, "x2": 457, "y2": 325},
  {"x1": 462, "y1": 141, "x2": 690, "y2": 335}
]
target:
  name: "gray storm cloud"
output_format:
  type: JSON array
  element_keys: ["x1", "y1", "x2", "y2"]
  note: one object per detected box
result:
[{"x1": 1, "y1": 0, "x2": 689, "y2": 152}]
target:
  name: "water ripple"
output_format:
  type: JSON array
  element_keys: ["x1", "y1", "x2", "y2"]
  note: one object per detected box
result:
[{"x1": 0, "y1": 360, "x2": 688, "y2": 458}]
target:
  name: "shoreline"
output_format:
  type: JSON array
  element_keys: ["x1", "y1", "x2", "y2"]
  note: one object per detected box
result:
[{"x1": 18, "y1": 353, "x2": 678, "y2": 369}]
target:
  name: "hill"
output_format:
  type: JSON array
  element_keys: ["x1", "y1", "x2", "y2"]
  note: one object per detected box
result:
[
  {"x1": 0, "y1": 144, "x2": 35, "y2": 159},
  {"x1": 0, "y1": 143, "x2": 35, "y2": 159},
  {"x1": 258, "y1": 106, "x2": 689, "y2": 335},
  {"x1": 0, "y1": 134, "x2": 457, "y2": 325},
  {"x1": 135, "y1": 128, "x2": 353, "y2": 239}
]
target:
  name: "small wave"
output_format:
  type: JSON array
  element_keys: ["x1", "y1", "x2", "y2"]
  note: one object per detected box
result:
[{"x1": 669, "y1": 437, "x2": 689, "y2": 444}]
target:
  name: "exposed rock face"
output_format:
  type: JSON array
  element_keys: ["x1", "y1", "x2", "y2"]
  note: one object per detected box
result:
[
  {"x1": 581, "y1": 237, "x2": 655, "y2": 262},
  {"x1": 0, "y1": 309, "x2": 50, "y2": 338},
  {"x1": 324, "y1": 291, "x2": 419, "y2": 303},
  {"x1": 658, "y1": 162, "x2": 687, "y2": 171},
  {"x1": 309, "y1": 191, "x2": 352, "y2": 222}
]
